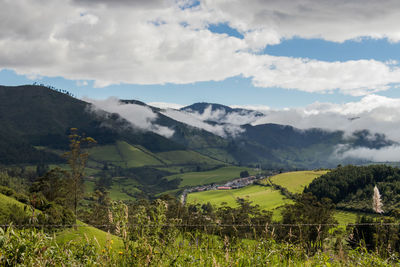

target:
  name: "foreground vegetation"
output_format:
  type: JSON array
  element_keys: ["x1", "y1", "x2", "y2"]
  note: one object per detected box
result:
[{"x1": 1, "y1": 196, "x2": 400, "y2": 266}]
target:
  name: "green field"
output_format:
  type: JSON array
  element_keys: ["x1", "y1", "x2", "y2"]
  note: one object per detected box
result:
[
  {"x1": 156, "y1": 150, "x2": 224, "y2": 166},
  {"x1": 88, "y1": 141, "x2": 165, "y2": 168},
  {"x1": 187, "y1": 185, "x2": 293, "y2": 213},
  {"x1": 85, "y1": 177, "x2": 139, "y2": 201},
  {"x1": 333, "y1": 210, "x2": 378, "y2": 225},
  {"x1": 89, "y1": 144, "x2": 123, "y2": 162},
  {"x1": 166, "y1": 166, "x2": 257, "y2": 188},
  {"x1": 116, "y1": 141, "x2": 164, "y2": 167},
  {"x1": 268, "y1": 170, "x2": 328, "y2": 194},
  {"x1": 195, "y1": 147, "x2": 237, "y2": 164}
]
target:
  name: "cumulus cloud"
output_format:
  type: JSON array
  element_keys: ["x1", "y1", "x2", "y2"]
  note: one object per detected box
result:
[
  {"x1": 1, "y1": 0, "x2": 400, "y2": 95},
  {"x1": 247, "y1": 56, "x2": 400, "y2": 96},
  {"x1": 203, "y1": 0, "x2": 400, "y2": 43},
  {"x1": 85, "y1": 97, "x2": 175, "y2": 138}
]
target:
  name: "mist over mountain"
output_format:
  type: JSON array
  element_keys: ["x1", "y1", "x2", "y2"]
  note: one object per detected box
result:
[{"x1": 0, "y1": 85, "x2": 396, "y2": 169}]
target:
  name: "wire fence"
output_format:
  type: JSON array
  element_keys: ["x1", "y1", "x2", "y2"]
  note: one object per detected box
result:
[{"x1": 1, "y1": 222, "x2": 400, "y2": 228}]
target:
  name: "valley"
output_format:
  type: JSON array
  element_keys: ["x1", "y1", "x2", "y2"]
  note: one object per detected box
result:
[{"x1": 0, "y1": 85, "x2": 398, "y2": 265}]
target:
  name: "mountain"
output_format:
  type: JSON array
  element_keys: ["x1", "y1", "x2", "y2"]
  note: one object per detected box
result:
[
  {"x1": 0, "y1": 85, "x2": 395, "y2": 169},
  {"x1": 0, "y1": 85, "x2": 185, "y2": 164},
  {"x1": 181, "y1": 102, "x2": 263, "y2": 116},
  {"x1": 177, "y1": 102, "x2": 396, "y2": 169},
  {"x1": 180, "y1": 102, "x2": 264, "y2": 125}
]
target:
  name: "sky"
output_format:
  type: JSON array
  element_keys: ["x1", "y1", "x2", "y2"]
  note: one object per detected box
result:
[{"x1": 1, "y1": 0, "x2": 400, "y2": 109}]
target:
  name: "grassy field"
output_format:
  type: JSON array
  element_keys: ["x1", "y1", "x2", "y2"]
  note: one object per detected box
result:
[
  {"x1": 0, "y1": 193, "x2": 24, "y2": 206},
  {"x1": 56, "y1": 220, "x2": 123, "y2": 249},
  {"x1": 88, "y1": 141, "x2": 165, "y2": 168},
  {"x1": 187, "y1": 185, "x2": 293, "y2": 217},
  {"x1": 334, "y1": 210, "x2": 378, "y2": 225},
  {"x1": 116, "y1": 141, "x2": 164, "y2": 168},
  {"x1": 267, "y1": 170, "x2": 328, "y2": 194},
  {"x1": 84, "y1": 177, "x2": 139, "y2": 201},
  {"x1": 89, "y1": 145, "x2": 123, "y2": 163},
  {"x1": 156, "y1": 150, "x2": 224, "y2": 166},
  {"x1": 0, "y1": 192, "x2": 123, "y2": 250},
  {"x1": 195, "y1": 147, "x2": 238, "y2": 164},
  {"x1": 0, "y1": 193, "x2": 29, "y2": 212},
  {"x1": 166, "y1": 166, "x2": 257, "y2": 188}
]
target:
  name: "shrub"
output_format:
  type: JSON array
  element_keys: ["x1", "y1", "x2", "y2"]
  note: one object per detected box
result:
[
  {"x1": 13, "y1": 193, "x2": 29, "y2": 204},
  {"x1": 0, "y1": 186, "x2": 15, "y2": 196}
]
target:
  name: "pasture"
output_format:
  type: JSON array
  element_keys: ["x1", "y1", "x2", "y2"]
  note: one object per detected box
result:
[
  {"x1": 166, "y1": 166, "x2": 257, "y2": 187},
  {"x1": 187, "y1": 185, "x2": 293, "y2": 213},
  {"x1": 268, "y1": 170, "x2": 328, "y2": 194}
]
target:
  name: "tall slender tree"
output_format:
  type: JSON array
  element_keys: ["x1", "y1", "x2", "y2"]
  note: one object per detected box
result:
[{"x1": 63, "y1": 128, "x2": 96, "y2": 225}]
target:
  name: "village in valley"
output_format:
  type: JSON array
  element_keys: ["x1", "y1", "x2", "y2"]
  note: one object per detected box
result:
[{"x1": 180, "y1": 173, "x2": 268, "y2": 204}]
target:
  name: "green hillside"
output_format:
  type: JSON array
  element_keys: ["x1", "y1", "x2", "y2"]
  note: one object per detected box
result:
[
  {"x1": 0, "y1": 193, "x2": 31, "y2": 223},
  {"x1": 89, "y1": 144, "x2": 123, "y2": 162},
  {"x1": 116, "y1": 141, "x2": 165, "y2": 167},
  {"x1": 267, "y1": 170, "x2": 328, "y2": 194},
  {"x1": 156, "y1": 150, "x2": 224, "y2": 166},
  {"x1": 0, "y1": 85, "x2": 185, "y2": 165},
  {"x1": 0, "y1": 192, "x2": 122, "y2": 249},
  {"x1": 0, "y1": 193, "x2": 27, "y2": 209},
  {"x1": 89, "y1": 141, "x2": 164, "y2": 167},
  {"x1": 166, "y1": 166, "x2": 257, "y2": 188},
  {"x1": 56, "y1": 220, "x2": 123, "y2": 249}
]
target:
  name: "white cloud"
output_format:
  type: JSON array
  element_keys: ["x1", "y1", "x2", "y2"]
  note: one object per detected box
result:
[
  {"x1": 253, "y1": 94, "x2": 400, "y2": 142},
  {"x1": 76, "y1": 80, "x2": 88, "y2": 86},
  {"x1": 161, "y1": 108, "x2": 244, "y2": 137},
  {"x1": 1, "y1": 0, "x2": 400, "y2": 95},
  {"x1": 230, "y1": 105, "x2": 271, "y2": 113},
  {"x1": 85, "y1": 97, "x2": 175, "y2": 138},
  {"x1": 186, "y1": 105, "x2": 261, "y2": 126},
  {"x1": 247, "y1": 56, "x2": 400, "y2": 96},
  {"x1": 203, "y1": 0, "x2": 400, "y2": 43},
  {"x1": 338, "y1": 145, "x2": 400, "y2": 162}
]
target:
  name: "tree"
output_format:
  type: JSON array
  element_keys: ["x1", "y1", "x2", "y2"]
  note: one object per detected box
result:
[
  {"x1": 35, "y1": 163, "x2": 49, "y2": 178},
  {"x1": 30, "y1": 167, "x2": 69, "y2": 204},
  {"x1": 240, "y1": 170, "x2": 249, "y2": 178},
  {"x1": 63, "y1": 128, "x2": 96, "y2": 224},
  {"x1": 279, "y1": 193, "x2": 336, "y2": 254}
]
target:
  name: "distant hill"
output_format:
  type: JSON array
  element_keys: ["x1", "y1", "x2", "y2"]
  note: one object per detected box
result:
[
  {"x1": 0, "y1": 85, "x2": 396, "y2": 169},
  {"x1": 181, "y1": 102, "x2": 264, "y2": 117},
  {"x1": 0, "y1": 85, "x2": 184, "y2": 164}
]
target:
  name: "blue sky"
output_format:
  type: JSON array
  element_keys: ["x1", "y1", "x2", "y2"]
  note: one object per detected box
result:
[
  {"x1": 1, "y1": 0, "x2": 400, "y2": 109},
  {"x1": 0, "y1": 67, "x2": 360, "y2": 108}
]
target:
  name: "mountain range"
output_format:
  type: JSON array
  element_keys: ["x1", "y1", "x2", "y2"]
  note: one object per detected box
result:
[{"x1": 0, "y1": 85, "x2": 394, "y2": 169}]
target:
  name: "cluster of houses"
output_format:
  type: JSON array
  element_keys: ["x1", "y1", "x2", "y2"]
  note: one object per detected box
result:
[
  {"x1": 218, "y1": 176, "x2": 258, "y2": 189},
  {"x1": 180, "y1": 175, "x2": 263, "y2": 204}
]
